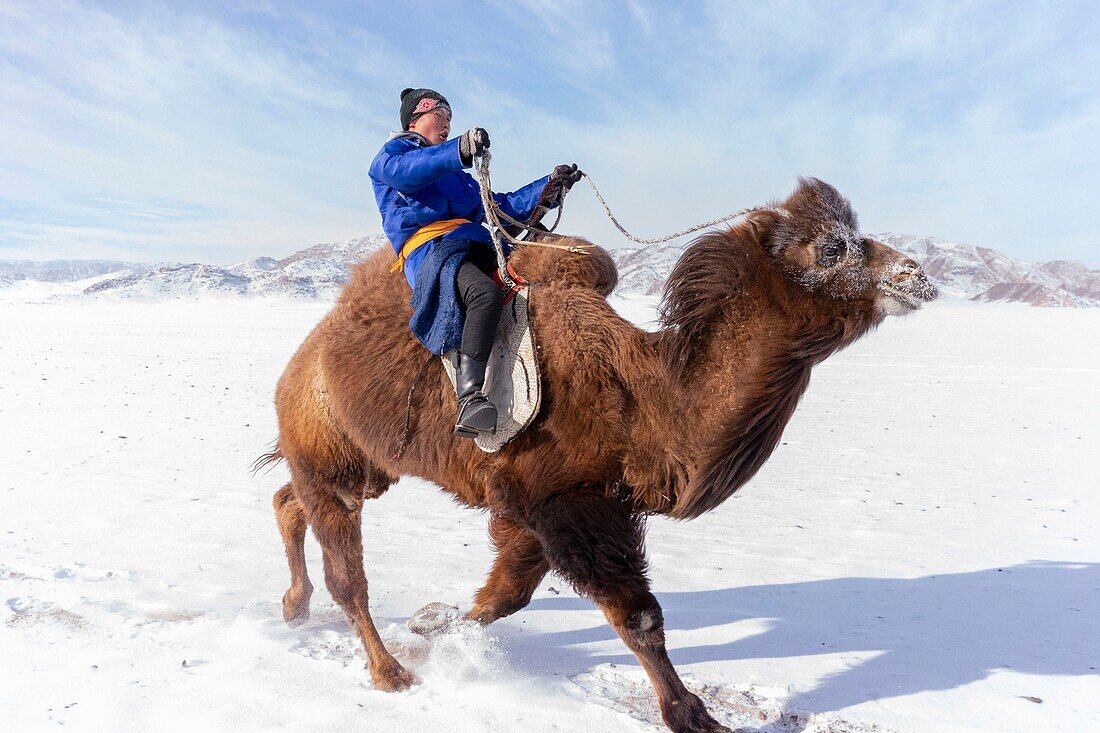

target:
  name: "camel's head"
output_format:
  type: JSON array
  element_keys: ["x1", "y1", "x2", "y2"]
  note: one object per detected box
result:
[{"x1": 765, "y1": 178, "x2": 938, "y2": 317}]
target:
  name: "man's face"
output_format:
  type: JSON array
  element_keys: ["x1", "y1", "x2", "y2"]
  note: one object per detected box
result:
[{"x1": 408, "y1": 105, "x2": 451, "y2": 146}]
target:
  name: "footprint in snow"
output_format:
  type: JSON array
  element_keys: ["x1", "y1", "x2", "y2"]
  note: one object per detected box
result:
[
  {"x1": 571, "y1": 665, "x2": 890, "y2": 733},
  {"x1": 5, "y1": 597, "x2": 87, "y2": 630}
]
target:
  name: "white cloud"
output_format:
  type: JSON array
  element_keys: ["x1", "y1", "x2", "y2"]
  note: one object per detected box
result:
[
  {"x1": 488, "y1": 0, "x2": 617, "y2": 75},
  {"x1": 0, "y1": 1, "x2": 1098, "y2": 266},
  {"x1": 0, "y1": 1, "x2": 415, "y2": 262}
]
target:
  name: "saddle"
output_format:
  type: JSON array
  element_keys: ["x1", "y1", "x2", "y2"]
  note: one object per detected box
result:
[{"x1": 441, "y1": 280, "x2": 541, "y2": 453}]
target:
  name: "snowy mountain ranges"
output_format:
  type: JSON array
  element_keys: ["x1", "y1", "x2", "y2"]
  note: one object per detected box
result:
[{"x1": 2, "y1": 232, "x2": 1097, "y2": 307}]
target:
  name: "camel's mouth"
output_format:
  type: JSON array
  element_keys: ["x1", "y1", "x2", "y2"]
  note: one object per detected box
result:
[
  {"x1": 878, "y1": 283, "x2": 923, "y2": 310},
  {"x1": 872, "y1": 255, "x2": 938, "y2": 315},
  {"x1": 877, "y1": 276, "x2": 938, "y2": 312}
]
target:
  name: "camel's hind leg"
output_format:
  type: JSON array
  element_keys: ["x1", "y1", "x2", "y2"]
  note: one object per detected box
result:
[
  {"x1": 466, "y1": 514, "x2": 549, "y2": 625},
  {"x1": 274, "y1": 483, "x2": 313, "y2": 626},
  {"x1": 530, "y1": 488, "x2": 729, "y2": 733},
  {"x1": 293, "y1": 470, "x2": 415, "y2": 692},
  {"x1": 274, "y1": 467, "x2": 393, "y2": 627}
]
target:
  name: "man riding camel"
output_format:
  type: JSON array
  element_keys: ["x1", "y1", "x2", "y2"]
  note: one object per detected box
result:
[{"x1": 370, "y1": 87, "x2": 582, "y2": 439}]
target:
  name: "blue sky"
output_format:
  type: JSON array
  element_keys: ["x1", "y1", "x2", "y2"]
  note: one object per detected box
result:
[{"x1": 1, "y1": 0, "x2": 1098, "y2": 266}]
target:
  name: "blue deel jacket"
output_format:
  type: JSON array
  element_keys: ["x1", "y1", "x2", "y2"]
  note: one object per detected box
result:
[{"x1": 369, "y1": 132, "x2": 552, "y2": 287}]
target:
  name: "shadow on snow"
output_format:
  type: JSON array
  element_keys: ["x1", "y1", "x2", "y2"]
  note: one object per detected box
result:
[{"x1": 519, "y1": 561, "x2": 1099, "y2": 712}]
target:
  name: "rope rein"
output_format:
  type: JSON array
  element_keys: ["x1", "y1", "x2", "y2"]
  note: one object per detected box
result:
[
  {"x1": 473, "y1": 151, "x2": 585, "y2": 289},
  {"x1": 472, "y1": 149, "x2": 788, "y2": 281},
  {"x1": 579, "y1": 175, "x2": 788, "y2": 244}
]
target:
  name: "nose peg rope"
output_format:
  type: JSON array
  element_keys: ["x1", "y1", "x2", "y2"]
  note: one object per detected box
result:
[{"x1": 472, "y1": 149, "x2": 789, "y2": 288}]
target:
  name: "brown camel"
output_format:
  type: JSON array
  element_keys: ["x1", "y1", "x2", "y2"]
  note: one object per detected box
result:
[{"x1": 262, "y1": 178, "x2": 937, "y2": 732}]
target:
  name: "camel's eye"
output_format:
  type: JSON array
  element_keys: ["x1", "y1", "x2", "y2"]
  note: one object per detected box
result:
[{"x1": 818, "y1": 237, "x2": 846, "y2": 267}]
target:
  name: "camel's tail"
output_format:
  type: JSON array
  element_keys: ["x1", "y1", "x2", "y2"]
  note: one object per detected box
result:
[{"x1": 251, "y1": 442, "x2": 284, "y2": 475}]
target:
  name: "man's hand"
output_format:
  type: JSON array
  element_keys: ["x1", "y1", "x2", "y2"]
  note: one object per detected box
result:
[
  {"x1": 538, "y1": 163, "x2": 583, "y2": 207},
  {"x1": 552, "y1": 163, "x2": 583, "y2": 188},
  {"x1": 459, "y1": 128, "x2": 490, "y2": 166}
]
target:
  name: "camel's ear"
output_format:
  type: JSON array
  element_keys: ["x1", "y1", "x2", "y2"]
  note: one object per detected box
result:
[
  {"x1": 751, "y1": 220, "x2": 770, "y2": 252},
  {"x1": 747, "y1": 210, "x2": 785, "y2": 254}
]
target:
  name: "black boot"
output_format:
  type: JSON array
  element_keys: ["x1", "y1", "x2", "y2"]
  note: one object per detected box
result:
[{"x1": 451, "y1": 352, "x2": 497, "y2": 438}]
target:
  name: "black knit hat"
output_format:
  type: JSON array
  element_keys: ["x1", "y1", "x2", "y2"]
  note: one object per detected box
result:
[{"x1": 400, "y1": 87, "x2": 450, "y2": 130}]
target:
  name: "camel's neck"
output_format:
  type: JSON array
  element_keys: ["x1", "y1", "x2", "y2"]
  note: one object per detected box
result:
[{"x1": 644, "y1": 254, "x2": 874, "y2": 518}]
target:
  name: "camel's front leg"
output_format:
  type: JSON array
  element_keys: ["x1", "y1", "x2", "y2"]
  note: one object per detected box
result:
[
  {"x1": 466, "y1": 513, "x2": 549, "y2": 625},
  {"x1": 529, "y1": 488, "x2": 729, "y2": 733}
]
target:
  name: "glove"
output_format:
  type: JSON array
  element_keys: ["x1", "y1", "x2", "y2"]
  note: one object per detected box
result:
[
  {"x1": 552, "y1": 163, "x2": 583, "y2": 190},
  {"x1": 538, "y1": 163, "x2": 583, "y2": 207},
  {"x1": 459, "y1": 127, "x2": 490, "y2": 166}
]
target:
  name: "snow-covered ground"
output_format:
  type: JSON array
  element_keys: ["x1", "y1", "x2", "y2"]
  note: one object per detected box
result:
[{"x1": 1, "y1": 296, "x2": 1097, "y2": 732}]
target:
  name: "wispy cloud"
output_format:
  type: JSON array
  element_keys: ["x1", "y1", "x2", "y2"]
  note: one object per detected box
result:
[
  {"x1": 489, "y1": 0, "x2": 617, "y2": 75},
  {"x1": 0, "y1": 1, "x2": 1098, "y2": 265},
  {"x1": 0, "y1": 1, "x2": 411, "y2": 261}
]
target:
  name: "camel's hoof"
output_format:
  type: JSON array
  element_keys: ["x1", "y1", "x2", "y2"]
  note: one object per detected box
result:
[
  {"x1": 370, "y1": 660, "x2": 418, "y2": 692},
  {"x1": 462, "y1": 607, "x2": 494, "y2": 626},
  {"x1": 282, "y1": 586, "x2": 312, "y2": 627},
  {"x1": 662, "y1": 693, "x2": 730, "y2": 733},
  {"x1": 407, "y1": 602, "x2": 460, "y2": 637}
]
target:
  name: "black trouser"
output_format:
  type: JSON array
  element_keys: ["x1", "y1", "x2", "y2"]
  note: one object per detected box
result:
[{"x1": 455, "y1": 244, "x2": 503, "y2": 362}]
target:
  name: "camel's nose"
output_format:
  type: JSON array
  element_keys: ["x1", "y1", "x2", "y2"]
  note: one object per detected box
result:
[
  {"x1": 891, "y1": 258, "x2": 921, "y2": 284},
  {"x1": 890, "y1": 257, "x2": 939, "y2": 301}
]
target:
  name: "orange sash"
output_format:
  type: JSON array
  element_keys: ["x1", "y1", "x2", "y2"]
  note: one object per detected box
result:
[{"x1": 389, "y1": 218, "x2": 472, "y2": 273}]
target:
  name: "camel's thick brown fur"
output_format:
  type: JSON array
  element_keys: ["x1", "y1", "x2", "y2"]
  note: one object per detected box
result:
[{"x1": 264, "y1": 178, "x2": 937, "y2": 732}]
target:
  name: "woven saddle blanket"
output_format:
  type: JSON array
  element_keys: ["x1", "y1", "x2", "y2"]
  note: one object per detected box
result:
[{"x1": 441, "y1": 287, "x2": 541, "y2": 453}]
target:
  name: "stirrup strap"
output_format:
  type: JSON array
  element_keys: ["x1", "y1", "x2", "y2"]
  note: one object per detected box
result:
[{"x1": 492, "y1": 263, "x2": 528, "y2": 305}]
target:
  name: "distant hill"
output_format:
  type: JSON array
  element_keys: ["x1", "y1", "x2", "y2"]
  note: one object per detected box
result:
[
  {"x1": 2, "y1": 232, "x2": 1097, "y2": 307},
  {"x1": 79, "y1": 236, "x2": 386, "y2": 300},
  {"x1": 878, "y1": 234, "x2": 1100, "y2": 307},
  {"x1": 0, "y1": 258, "x2": 151, "y2": 283}
]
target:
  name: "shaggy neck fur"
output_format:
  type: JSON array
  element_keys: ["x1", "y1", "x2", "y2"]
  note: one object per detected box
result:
[{"x1": 646, "y1": 216, "x2": 880, "y2": 519}]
